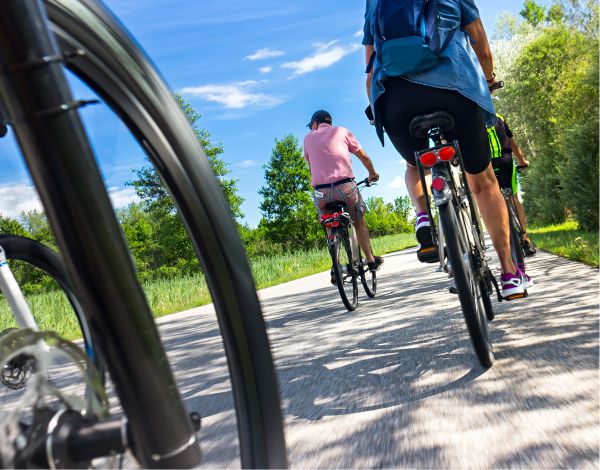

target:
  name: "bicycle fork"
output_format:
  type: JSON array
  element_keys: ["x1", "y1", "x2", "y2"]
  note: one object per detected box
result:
[{"x1": 0, "y1": 246, "x2": 37, "y2": 331}]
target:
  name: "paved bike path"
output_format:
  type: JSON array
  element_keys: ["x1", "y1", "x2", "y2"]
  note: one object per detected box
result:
[{"x1": 159, "y1": 245, "x2": 599, "y2": 468}]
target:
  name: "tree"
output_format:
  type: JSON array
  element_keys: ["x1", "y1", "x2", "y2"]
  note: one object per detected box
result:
[
  {"x1": 127, "y1": 95, "x2": 245, "y2": 276},
  {"x1": 259, "y1": 135, "x2": 321, "y2": 249},
  {"x1": 129, "y1": 94, "x2": 244, "y2": 220},
  {"x1": 520, "y1": 0, "x2": 547, "y2": 26},
  {"x1": 0, "y1": 215, "x2": 27, "y2": 237},
  {"x1": 20, "y1": 210, "x2": 55, "y2": 249}
]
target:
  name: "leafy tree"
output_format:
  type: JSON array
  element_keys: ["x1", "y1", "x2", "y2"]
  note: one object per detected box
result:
[
  {"x1": 20, "y1": 210, "x2": 55, "y2": 249},
  {"x1": 127, "y1": 95, "x2": 245, "y2": 276},
  {"x1": 0, "y1": 215, "x2": 28, "y2": 237},
  {"x1": 259, "y1": 134, "x2": 321, "y2": 249},
  {"x1": 497, "y1": 24, "x2": 592, "y2": 224},
  {"x1": 520, "y1": 0, "x2": 547, "y2": 26},
  {"x1": 129, "y1": 94, "x2": 244, "y2": 220}
]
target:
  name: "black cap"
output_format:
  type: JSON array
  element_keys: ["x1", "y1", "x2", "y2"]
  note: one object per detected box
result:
[{"x1": 307, "y1": 109, "x2": 332, "y2": 128}]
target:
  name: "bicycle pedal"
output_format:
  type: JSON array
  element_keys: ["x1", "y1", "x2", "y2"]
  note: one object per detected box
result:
[
  {"x1": 417, "y1": 245, "x2": 439, "y2": 263},
  {"x1": 449, "y1": 286, "x2": 458, "y2": 294},
  {"x1": 503, "y1": 290, "x2": 528, "y2": 301}
]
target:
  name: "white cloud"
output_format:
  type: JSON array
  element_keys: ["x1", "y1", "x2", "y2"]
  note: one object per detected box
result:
[
  {"x1": 282, "y1": 41, "x2": 361, "y2": 77},
  {"x1": 245, "y1": 47, "x2": 284, "y2": 61},
  {"x1": 354, "y1": 29, "x2": 364, "y2": 38},
  {"x1": 259, "y1": 66, "x2": 273, "y2": 74},
  {"x1": 181, "y1": 81, "x2": 282, "y2": 109},
  {"x1": 107, "y1": 186, "x2": 140, "y2": 208},
  {"x1": 387, "y1": 176, "x2": 406, "y2": 189},
  {"x1": 0, "y1": 183, "x2": 42, "y2": 218},
  {"x1": 233, "y1": 159, "x2": 257, "y2": 169},
  {"x1": 0, "y1": 183, "x2": 139, "y2": 220}
]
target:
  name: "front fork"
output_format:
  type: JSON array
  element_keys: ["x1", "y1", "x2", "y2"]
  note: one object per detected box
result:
[{"x1": 0, "y1": 246, "x2": 38, "y2": 331}]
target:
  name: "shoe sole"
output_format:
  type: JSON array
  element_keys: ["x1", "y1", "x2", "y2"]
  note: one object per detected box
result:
[
  {"x1": 417, "y1": 246, "x2": 439, "y2": 263},
  {"x1": 501, "y1": 285, "x2": 526, "y2": 298}
]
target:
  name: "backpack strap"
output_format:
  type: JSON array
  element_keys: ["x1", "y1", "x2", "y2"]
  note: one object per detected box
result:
[{"x1": 365, "y1": 50, "x2": 376, "y2": 74}]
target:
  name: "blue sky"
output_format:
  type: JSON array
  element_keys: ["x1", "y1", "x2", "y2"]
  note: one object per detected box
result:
[{"x1": 0, "y1": 0, "x2": 551, "y2": 226}]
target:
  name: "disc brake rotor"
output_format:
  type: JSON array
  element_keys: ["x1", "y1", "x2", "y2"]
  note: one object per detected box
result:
[{"x1": 0, "y1": 329, "x2": 109, "y2": 468}]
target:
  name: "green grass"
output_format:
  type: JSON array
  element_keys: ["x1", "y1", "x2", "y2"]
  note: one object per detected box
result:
[
  {"x1": 0, "y1": 232, "x2": 416, "y2": 340},
  {"x1": 528, "y1": 221, "x2": 598, "y2": 267}
]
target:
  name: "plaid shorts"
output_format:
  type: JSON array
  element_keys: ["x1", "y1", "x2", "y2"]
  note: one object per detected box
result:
[{"x1": 313, "y1": 180, "x2": 366, "y2": 223}]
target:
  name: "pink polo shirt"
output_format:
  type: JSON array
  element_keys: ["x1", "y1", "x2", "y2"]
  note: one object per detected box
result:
[{"x1": 303, "y1": 123, "x2": 362, "y2": 187}]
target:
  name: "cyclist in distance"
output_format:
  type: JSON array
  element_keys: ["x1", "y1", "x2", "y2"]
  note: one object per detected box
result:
[
  {"x1": 304, "y1": 110, "x2": 383, "y2": 283},
  {"x1": 487, "y1": 112, "x2": 536, "y2": 257},
  {"x1": 362, "y1": 0, "x2": 532, "y2": 298}
]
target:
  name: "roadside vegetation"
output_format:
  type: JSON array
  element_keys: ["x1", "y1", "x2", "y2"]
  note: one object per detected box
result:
[
  {"x1": 0, "y1": 233, "x2": 415, "y2": 339},
  {"x1": 529, "y1": 221, "x2": 598, "y2": 267}
]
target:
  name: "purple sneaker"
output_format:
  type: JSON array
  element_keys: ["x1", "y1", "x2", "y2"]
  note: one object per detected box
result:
[
  {"x1": 517, "y1": 263, "x2": 534, "y2": 288},
  {"x1": 415, "y1": 211, "x2": 438, "y2": 263},
  {"x1": 501, "y1": 270, "x2": 527, "y2": 298}
]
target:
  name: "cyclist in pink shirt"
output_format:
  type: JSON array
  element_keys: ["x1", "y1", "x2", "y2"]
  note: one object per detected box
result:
[{"x1": 304, "y1": 110, "x2": 383, "y2": 279}]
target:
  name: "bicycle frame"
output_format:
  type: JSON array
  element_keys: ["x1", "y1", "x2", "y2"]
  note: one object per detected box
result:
[
  {"x1": 501, "y1": 187, "x2": 525, "y2": 235},
  {"x1": 415, "y1": 135, "x2": 488, "y2": 277},
  {"x1": 0, "y1": 1, "x2": 200, "y2": 467}
]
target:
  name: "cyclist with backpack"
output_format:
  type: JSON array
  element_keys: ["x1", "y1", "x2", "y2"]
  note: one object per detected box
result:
[
  {"x1": 362, "y1": 0, "x2": 532, "y2": 298},
  {"x1": 487, "y1": 113, "x2": 536, "y2": 257},
  {"x1": 304, "y1": 110, "x2": 383, "y2": 283}
]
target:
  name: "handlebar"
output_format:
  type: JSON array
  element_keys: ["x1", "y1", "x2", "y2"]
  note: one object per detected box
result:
[
  {"x1": 516, "y1": 164, "x2": 528, "y2": 173},
  {"x1": 488, "y1": 80, "x2": 504, "y2": 93},
  {"x1": 356, "y1": 176, "x2": 379, "y2": 188}
]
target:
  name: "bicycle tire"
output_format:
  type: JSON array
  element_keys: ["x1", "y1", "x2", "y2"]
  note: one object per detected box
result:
[
  {"x1": 42, "y1": 1, "x2": 286, "y2": 467},
  {"x1": 439, "y1": 202, "x2": 494, "y2": 368},
  {"x1": 330, "y1": 234, "x2": 358, "y2": 311},
  {"x1": 0, "y1": 234, "x2": 105, "y2": 379},
  {"x1": 357, "y1": 248, "x2": 376, "y2": 298}
]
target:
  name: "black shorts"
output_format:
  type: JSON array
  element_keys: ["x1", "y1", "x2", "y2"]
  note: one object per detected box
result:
[
  {"x1": 492, "y1": 154, "x2": 518, "y2": 193},
  {"x1": 379, "y1": 77, "x2": 491, "y2": 174}
]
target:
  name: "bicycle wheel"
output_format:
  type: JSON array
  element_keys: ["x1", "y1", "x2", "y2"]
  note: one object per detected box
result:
[
  {"x1": 330, "y1": 233, "x2": 358, "y2": 311},
  {"x1": 358, "y1": 248, "x2": 377, "y2": 298},
  {"x1": 44, "y1": 1, "x2": 286, "y2": 467},
  {"x1": 0, "y1": 235, "x2": 104, "y2": 378},
  {"x1": 439, "y1": 202, "x2": 494, "y2": 368}
]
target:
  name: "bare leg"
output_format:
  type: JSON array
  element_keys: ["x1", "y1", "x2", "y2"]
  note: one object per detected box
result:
[
  {"x1": 405, "y1": 164, "x2": 430, "y2": 213},
  {"x1": 354, "y1": 217, "x2": 375, "y2": 263},
  {"x1": 466, "y1": 164, "x2": 517, "y2": 274}
]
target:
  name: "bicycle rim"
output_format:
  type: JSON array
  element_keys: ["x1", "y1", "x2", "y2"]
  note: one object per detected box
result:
[
  {"x1": 331, "y1": 236, "x2": 358, "y2": 311},
  {"x1": 439, "y1": 203, "x2": 494, "y2": 368},
  {"x1": 45, "y1": 1, "x2": 286, "y2": 467}
]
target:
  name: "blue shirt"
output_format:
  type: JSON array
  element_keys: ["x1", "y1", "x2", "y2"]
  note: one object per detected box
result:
[{"x1": 363, "y1": 0, "x2": 497, "y2": 144}]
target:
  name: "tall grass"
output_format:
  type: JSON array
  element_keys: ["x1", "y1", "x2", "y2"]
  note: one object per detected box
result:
[
  {"x1": 0, "y1": 233, "x2": 416, "y2": 339},
  {"x1": 528, "y1": 221, "x2": 598, "y2": 267}
]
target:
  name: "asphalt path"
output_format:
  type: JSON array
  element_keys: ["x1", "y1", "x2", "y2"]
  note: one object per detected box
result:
[
  {"x1": 158, "y1": 245, "x2": 599, "y2": 468},
  {"x1": 1, "y1": 245, "x2": 597, "y2": 468}
]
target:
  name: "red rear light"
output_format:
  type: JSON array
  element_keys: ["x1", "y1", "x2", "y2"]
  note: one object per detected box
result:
[
  {"x1": 439, "y1": 146, "x2": 456, "y2": 161},
  {"x1": 419, "y1": 151, "x2": 437, "y2": 167},
  {"x1": 332, "y1": 221, "x2": 340, "y2": 228},
  {"x1": 432, "y1": 177, "x2": 446, "y2": 191}
]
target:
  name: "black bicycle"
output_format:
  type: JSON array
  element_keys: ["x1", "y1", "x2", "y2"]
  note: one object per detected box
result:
[
  {"x1": 0, "y1": 0, "x2": 286, "y2": 468},
  {"x1": 320, "y1": 178, "x2": 377, "y2": 311},
  {"x1": 412, "y1": 111, "x2": 497, "y2": 368}
]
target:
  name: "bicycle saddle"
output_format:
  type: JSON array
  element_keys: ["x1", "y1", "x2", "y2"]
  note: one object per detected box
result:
[{"x1": 409, "y1": 111, "x2": 455, "y2": 139}]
